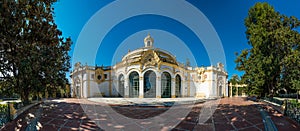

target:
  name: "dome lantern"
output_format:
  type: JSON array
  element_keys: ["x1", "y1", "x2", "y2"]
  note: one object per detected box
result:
[{"x1": 144, "y1": 34, "x2": 154, "y2": 48}]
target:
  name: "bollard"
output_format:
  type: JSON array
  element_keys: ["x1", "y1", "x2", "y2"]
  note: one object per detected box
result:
[{"x1": 283, "y1": 99, "x2": 288, "y2": 116}]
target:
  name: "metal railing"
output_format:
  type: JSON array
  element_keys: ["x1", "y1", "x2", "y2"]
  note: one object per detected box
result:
[
  {"x1": 284, "y1": 100, "x2": 300, "y2": 124},
  {"x1": 263, "y1": 97, "x2": 300, "y2": 124},
  {"x1": 0, "y1": 102, "x2": 25, "y2": 128},
  {"x1": 0, "y1": 104, "x2": 9, "y2": 128},
  {"x1": 263, "y1": 97, "x2": 284, "y2": 105}
]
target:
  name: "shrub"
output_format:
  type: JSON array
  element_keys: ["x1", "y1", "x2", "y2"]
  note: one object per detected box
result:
[
  {"x1": 289, "y1": 99, "x2": 300, "y2": 108},
  {"x1": 0, "y1": 104, "x2": 8, "y2": 113},
  {"x1": 0, "y1": 104, "x2": 8, "y2": 127}
]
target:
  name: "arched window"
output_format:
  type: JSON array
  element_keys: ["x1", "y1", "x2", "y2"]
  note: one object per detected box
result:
[
  {"x1": 161, "y1": 72, "x2": 171, "y2": 98},
  {"x1": 175, "y1": 75, "x2": 181, "y2": 97},
  {"x1": 147, "y1": 41, "x2": 151, "y2": 47},
  {"x1": 129, "y1": 71, "x2": 139, "y2": 98},
  {"x1": 144, "y1": 70, "x2": 156, "y2": 98},
  {"x1": 118, "y1": 74, "x2": 124, "y2": 97}
]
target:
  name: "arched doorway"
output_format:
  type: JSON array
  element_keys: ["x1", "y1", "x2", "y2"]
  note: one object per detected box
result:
[
  {"x1": 218, "y1": 78, "x2": 223, "y2": 97},
  {"x1": 118, "y1": 74, "x2": 125, "y2": 97},
  {"x1": 219, "y1": 84, "x2": 222, "y2": 97},
  {"x1": 129, "y1": 71, "x2": 139, "y2": 98},
  {"x1": 175, "y1": 75, "x2": 181, "y2": 97},
  {"x1": 161, "y1": 72, "x2": 171, "y2": 98},
  {"x1": 144, "y1": 70, "x2": 156, "y2": 98},
  {"x1": 75, "y1": 78, "x2": 81, "y2": 98}
]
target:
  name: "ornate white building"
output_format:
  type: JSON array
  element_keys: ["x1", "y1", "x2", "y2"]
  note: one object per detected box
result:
[{"x1": 70, "y1": 34, "x2": 228, "y2": 98}]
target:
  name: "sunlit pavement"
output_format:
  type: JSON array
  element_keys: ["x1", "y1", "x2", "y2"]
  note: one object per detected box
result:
[{"x1": 1, "y1": 97, "x2": 299, "y2": 131}]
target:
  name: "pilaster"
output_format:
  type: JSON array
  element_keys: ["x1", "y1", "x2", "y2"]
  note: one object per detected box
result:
[
  {"x1": 187, "y1": 73, "x2": 190, "y2": 96},
  {"x1": 139, "y1": 76, "x2": 144, "y2": 98},
  {"x1": 171, "y1": 78, "x2": 176, "y2": 98},
  {"x1": 109, "y1": 71, "x2": 112, "y2": 96},
  {"x1": 156, "y1": 76, "x2": 161, "y2": 98},
  {"x1": 87, "y1": 70, "x2": 90, "y2": 98},
  {"x1": 125, "y1": 76, "x2": 129, "y2": 98}
]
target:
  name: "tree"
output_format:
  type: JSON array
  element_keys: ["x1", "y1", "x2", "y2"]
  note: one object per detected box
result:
[
  {"x1": 235, "y1": 2, "x2": 300, "y2": 97},
  {"x1": 229, "y1": 74, "x2": 240, "y2": 85},
  {"x1": 282, "y1": 48, "x2": 300, "y2": 101},
  {"x1": 0, "y1": 0, "x2": 72, "y2": 104}
]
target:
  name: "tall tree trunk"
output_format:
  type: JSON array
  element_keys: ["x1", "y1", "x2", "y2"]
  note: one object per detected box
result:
[{"x1": 21, "y1": 88, "x2": 30, "y2": 105}]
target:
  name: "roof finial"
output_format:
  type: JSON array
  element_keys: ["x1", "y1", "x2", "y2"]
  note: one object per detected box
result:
[{"x1": 144, "y1": 33, "x2": 154, "y2": 48}]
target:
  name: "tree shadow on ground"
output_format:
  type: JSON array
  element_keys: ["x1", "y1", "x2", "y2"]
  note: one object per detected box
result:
[{"x1": 2, "y1": 98, "x2": 299, "y2": 131}]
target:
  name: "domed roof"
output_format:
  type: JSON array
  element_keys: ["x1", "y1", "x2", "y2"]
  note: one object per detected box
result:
[
  {"x1": 122, "y1": 48, "x2": 177, "y2": 65},
  {"x1": 121, "y1": 34, "x2": 177, "y2": 65}
]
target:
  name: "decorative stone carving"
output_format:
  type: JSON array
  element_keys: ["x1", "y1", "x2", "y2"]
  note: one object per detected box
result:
[
  {"x1": 141, "y1": 50, "x2": 160, "y2": 68},
  {"x1": 217, "y1": 62, "x2": 224, "y2": 70},
  {"x1": 196, "y1": 67, "x2": 205, "y2": 74},
  {"x1": 95, "y1": 68, "x2": 104, "y2": 84},
  {"x1": 144, "y1": 54, "x2": 156, "y2": 66},
  {"x1": 75, "y1": 62, "x2": 81, "y2": 69},
  {"x1": 195, "y1": 67, "x2": 206, "y2": 82}
]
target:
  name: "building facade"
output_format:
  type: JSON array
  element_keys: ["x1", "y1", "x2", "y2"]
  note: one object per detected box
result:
[{"x1": 70, "y1": 34, "x2": 228, "y2": 98}]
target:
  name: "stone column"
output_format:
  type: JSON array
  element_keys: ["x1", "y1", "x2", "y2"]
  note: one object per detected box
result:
[
  {"x1": 124, "y1": 76, "x2": 129, "y2": 98},
  {"x1": 181, "y1": 80, "x2": 185, "y2": 97},
  {"x1": 87, "y1": 70, "x2": 90, "y2": 98},
  {"x1": 139, "y1": 76, "x2": 144, "y2": 98},
  {"x1": 230, "y1": 83, "x2": 233, "y2": 97},
  {"x1": 70, "y1": 79, "x2": 73, "y2": 97},
  {"x1": 156, "y1": 76, "x2": 161, "y2": 98},
  {"x1": 171, "y1": 78, "x2": 176, "y2": 98},
  {"x1": 187, "y1": 73, "x2": 190, "y2": 96},
  {"x1": 81, "y1": 73, "x2": 83, "y2": 98},
  {"x1": 116, "y1": 77, "x2": 119, "y2": 93},
  {"x1": 236, "y1": 84, "x2": 238, "y2": 97},
  {"x1": 109, "y1": 72, "x2": 112, "y2": 96}
]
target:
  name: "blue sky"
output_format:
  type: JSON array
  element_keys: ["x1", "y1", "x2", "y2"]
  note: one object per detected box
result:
[{"x1": 53, "y1": 0, "x2": 300, "y2": 80}]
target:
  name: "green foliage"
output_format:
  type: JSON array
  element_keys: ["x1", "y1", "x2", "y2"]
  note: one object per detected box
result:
[
  {"x1": 232, "y1": 86, "x2": 237, "y2": 96},
  {"x1": 0, "y1": 0, "x2": 72, "y2": 104},
  {"x1": 229, "y1": 74, "x2": 240, "y2": 96},
  {"x1": 235, "y1": 2, "x2": 300, "y2": 97},
  {"x1": 229, "y1": 74, "x2": 240, "y2": 85},
  {"x1": 0, "y1": 104, "x2": 7, "y2": 113},
  {"x1": 289, "y1": 99, "x2": 300, "y2": 104},
  {"x1": 286, "y1": 99, "x2": 300, "y2": 123},
  {"x1": 0, "y1": 104, "x2": 8, "y2": 127}
]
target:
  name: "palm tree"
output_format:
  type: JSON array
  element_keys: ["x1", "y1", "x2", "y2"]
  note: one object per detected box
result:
[{"x1": 229, "y1": 74, "x2": 241, "y2": 96}]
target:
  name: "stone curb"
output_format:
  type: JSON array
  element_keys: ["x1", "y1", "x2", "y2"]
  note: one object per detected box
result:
[
  {"x1": 257, "y1": 105, "x2": 278, "y2": 131},
  {"x1": 12, "y1": 101, "x2": 42, "y2": 120}
]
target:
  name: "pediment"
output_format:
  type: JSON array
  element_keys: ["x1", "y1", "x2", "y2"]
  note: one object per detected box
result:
[{"x1": 141, "y1": 50, "x2": 160, "y2": 67}]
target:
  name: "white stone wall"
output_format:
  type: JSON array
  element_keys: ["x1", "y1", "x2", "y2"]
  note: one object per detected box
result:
[
  {"x1": 71, "y1": 63, "x2": 228, "y2": 98},
  {"x1": 90, "y1": 81, "x2": 99, "y2": 97},
  {"x1": 99, "y1": 81, "x2": 109, "y2": 96}
]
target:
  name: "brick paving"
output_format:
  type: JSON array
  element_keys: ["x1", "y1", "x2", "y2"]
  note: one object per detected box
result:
[
  {"x1": 261, "y1": 104, "x2": 300, "y2": 131},
  {"x1": 1, "y1": 97, "x2": 300, "y2": 131}
]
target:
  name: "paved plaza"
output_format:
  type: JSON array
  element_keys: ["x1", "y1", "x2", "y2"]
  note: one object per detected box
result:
[{"x1": 2, "y1": 97, "x2": 299, "y2": 131}]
